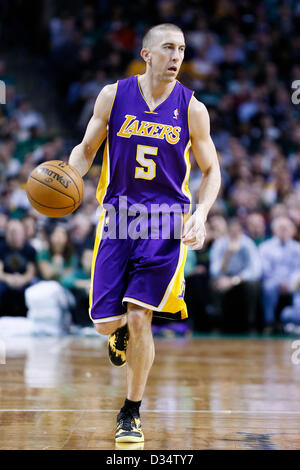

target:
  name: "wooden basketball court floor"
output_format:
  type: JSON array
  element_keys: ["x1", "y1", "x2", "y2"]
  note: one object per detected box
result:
[{"x1": 0, "y1": 335, "x2": 299, "y2": 450}]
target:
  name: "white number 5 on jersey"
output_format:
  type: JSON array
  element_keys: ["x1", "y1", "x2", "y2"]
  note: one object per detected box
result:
[{"x1": 134, "y1": 144, "x2": 158, "y2": 180}]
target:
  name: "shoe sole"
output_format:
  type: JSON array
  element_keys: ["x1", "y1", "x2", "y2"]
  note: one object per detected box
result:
[
  {"x1": 108, "y1": 337, "x2": 127, "y2": 368},
  {"x1": 115, "y1": 442, "x2": 144, "y2": 450},
  {"x1": 115, "y1": 435, "x2": 144, "y2": 443}
]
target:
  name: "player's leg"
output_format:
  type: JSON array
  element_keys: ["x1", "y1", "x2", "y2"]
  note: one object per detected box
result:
[
  {"x1": 115, "y1": 302, "x2": 154, "y2": 443},
  {"x1": 89, "y1": 211, "x2": 132, "y2": 366},
  {"x1": 126, "y1": 302, "x2": 154, "y2": 401},
  {"x1": 94, "y1": 316, "x2": 129, "y2": 368},
  {"x1": 94, "y1": 318, "x2": 126, "y2": 335}
]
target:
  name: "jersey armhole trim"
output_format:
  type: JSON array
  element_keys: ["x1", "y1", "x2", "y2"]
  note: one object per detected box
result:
[
  {"x1": 187, "y1": 91, "x2": 194, "y2": 141},
  {"x1": 107, "y1": 81, "x2": 119, "y2": 126}
]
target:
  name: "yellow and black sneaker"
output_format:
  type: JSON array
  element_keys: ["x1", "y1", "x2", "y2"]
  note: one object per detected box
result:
[
  {"x1": 115, "y1": 442, "x2": 144, "y2": 450},
  {"x1": 115, "y1": 410, "x2": 144, "y2": 443},
  {"x1": 108, "y1": 324, "x2": 129, "y2": 367}
]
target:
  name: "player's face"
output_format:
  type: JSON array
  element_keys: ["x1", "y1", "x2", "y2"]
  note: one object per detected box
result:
[{"x1": 149, "y1": 31, "x2": 185, "y2": 82}]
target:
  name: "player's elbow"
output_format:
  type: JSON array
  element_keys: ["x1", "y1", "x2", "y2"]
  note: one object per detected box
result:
[
  {"x1": 203, "y1": 160, "x2": 221, "y2": 182},
  {"x1": 78, "y1": 141, "x2": 94, "y2": 162}
]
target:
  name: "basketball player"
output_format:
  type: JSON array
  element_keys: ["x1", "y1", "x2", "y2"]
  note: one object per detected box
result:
[{"x1": 69, "y1": 23, "x2": 221, "y2": 443}]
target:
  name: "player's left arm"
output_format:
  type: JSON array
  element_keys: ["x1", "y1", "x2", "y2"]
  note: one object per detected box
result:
[{"x1": 182, "y1": 96, "x2": 221, "y2": 249}]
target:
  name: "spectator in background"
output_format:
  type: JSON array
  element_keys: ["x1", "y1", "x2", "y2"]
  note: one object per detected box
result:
[
  {"x1": 184, "y1": 243, "x2": 210, "y2": 333},
  {"x1": 13, "y1": 98, "x2": 46, "y2": 136},
  {"x1": 0, "y1": 219, "x2": 37, "y2": 316},
  {"x1": 125, "y1": 54, "x2": 146, "y2": 78},
  {"x1": 23, "y1": 215, "x2": 46, "y2": 252},
  {"x1": 70, "y1": 212, "x2": 94, "y2": 256},
  {"x1": 0, "y1": 59, "x2": 15, "y2": 86},
  {"x1": 37, "y1": 225, "x2": 78, "y2": 285},
  {"x1": 0, "y1": 141, "x2": 21, "y2": 182},
  {"x1": 246, "y1": 213, "x2": 267, "y2": 245},
  {"x1": 0, "y1": 211, "x2": 8, "y2": 243},
  {"x1": 269, "y1": 203, "x2": 288, "y2": 221},
  {"x1": 184, "y1": 215, "x2": 228, "y2": 332},
  {"x1": 25, "y1": 225, "x2": 78, "y2": 334},
  {"x1": 75, "y1": 69, "x2": 110, "y2": 130},
  {"x1": 259, "y1": 216, "x2": 300, "y2": 332},
  {"x1": 210, "y1": 218, "x2": 262, "y2": 332},
  {"x1": 208, "y1": 215, "x2": 228, "y2": 243},
  {"x1": 281, "y1": 271, "x2": 300, "y2": 334},
  {"x1": 4, "y1": 175, "x2": 32, "y2": 215},
  {"x1": 61, "y1": 248, "x2": 93, "y2": 326}
]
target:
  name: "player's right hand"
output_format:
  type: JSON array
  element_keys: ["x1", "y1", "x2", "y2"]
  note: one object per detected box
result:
[{"x1": 182, "y1": 212, "x2": 206, "y2": 250}]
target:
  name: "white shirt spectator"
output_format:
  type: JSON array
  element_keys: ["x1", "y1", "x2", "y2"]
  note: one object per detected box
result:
[{"x1": 259, "y1": 236, "x2": 300, "y2": 288}]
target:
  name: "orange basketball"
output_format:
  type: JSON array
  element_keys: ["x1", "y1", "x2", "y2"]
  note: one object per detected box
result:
[{"x1": 26, "y1": 160, "x2": 84, "y2": 217}]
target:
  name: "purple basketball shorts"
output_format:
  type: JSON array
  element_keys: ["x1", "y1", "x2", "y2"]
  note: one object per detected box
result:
[{"x1": 89, "y1": 208, "x2": 188, "y2": 324}]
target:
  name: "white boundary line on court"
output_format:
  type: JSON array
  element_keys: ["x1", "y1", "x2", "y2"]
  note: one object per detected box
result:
[{"x1": 0, "y1": 409, "x2": 300, "y2": 414}]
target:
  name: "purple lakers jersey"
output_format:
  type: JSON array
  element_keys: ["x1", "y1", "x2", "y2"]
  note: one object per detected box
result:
[{"x1": 96, "y1": 75, "x2": 194, "y2": 212}]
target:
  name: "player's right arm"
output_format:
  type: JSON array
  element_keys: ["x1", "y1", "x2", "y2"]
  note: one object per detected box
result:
[{"x1": 68, "y1": 83, "x2": 117, "y2": 177}]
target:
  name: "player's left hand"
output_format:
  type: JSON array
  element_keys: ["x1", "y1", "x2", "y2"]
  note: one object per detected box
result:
[{"x1": 182, "y1": 210, "x2": 206, "y2": 250}]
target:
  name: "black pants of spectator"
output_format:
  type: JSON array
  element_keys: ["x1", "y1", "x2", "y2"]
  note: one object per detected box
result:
[
  {"x1": 70, "y1": 288, "x2": 93, "y2": 327},
  {"x1": 274, "y1": 293, "x2": 293, "y2": 332},
  {"x1": 0, "y1": 281, "x2": 27, "y2": 317},
  {"x1": 212, "y1": 281, "x2": 262, "y2": 333},
  {"x1": 185, "y1": 272, "x2": 212, "y2": 332}
]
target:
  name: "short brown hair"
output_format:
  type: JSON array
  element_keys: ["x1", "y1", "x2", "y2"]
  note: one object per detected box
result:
[{"x1": 142, "y1": 23, "x2": 184, "y2": 49}]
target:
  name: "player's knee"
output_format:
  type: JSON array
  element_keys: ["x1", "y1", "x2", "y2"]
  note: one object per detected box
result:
[
  {"x1": 127, "y1": 307, "x2": 152, "y2": 335},
  {"x1": 94, "y1": 322, "x2": 116, "y2": 335}
]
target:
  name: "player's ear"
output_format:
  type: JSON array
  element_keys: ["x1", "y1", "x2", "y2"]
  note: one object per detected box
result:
[{"x1": 140, "y1": 48, "x2": 151, "y2": 65}]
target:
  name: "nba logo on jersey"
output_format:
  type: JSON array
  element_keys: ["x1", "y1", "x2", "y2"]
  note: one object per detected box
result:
[{"x1": 173, "y1": 108, "x2": 179, "y2": 119}]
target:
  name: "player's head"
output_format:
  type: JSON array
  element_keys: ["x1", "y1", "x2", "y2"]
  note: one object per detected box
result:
[{"x1": 141, "y1": 24, "x2": 185, "y2": 82}]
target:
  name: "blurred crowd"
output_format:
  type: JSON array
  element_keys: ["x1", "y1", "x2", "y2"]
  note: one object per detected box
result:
[{"x1": 1, "y1": 0, "x2": 300, "y2": 335}]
